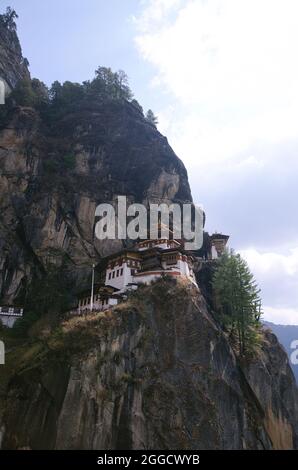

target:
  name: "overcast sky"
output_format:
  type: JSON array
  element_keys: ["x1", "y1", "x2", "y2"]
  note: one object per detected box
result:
[{"x1": 4, "y1": 0, "x2": 298, "y2": 325}]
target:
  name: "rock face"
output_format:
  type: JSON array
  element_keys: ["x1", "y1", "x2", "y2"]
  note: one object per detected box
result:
[
  {"x1": 0, "y1": 101, "x2": 191, "y2": 304},
  {"x1": 1, "y1": 280, "x2": 298, "y2": 450},
  {"x1": 0, "y1": 13, "x2": 30, "y2": 91}
]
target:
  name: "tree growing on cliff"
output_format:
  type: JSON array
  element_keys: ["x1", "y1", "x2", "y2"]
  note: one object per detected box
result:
[
  {"x1": 115, "y1": 69, "x2": 133, "y2": 100},
  {"x1": 28, "y1": 262, "x2": 73, "y2": 315},
  {"x1": 146, "y1": 109, "x2": 158, "y2": 127},
  {"x1": 0, "y1": 7, "x2": 18, "y2": 30},
  {"x1": 10, "y1": 78, "x2": 36, "y2": 107},
  {"x1": 13, "y1": 262, "x2": 73, "y2": 336},
  {"x1": 212, "y1": 250, "x2": 262, "y2": 356},
  {"x1": 49, "y1": 80, "x2": 84, "y2": 105},
  {"x1": 9, "y1": 78, "x2": 49, "y2": 108},
  {"x1": 91, "y1": 67, "x2": 133, "y2": 101}
]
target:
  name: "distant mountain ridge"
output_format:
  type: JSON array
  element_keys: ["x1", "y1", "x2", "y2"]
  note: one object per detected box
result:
[{"x1": 264, "y1": 321, "x2": 298, "y2": 383}]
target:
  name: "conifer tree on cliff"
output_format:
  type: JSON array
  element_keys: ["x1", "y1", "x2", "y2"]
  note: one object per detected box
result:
[
  {"x1": 212, "y1": 250, "x2": 262, "y2": 356},
  {"x1": 1, "y1": 7, "x2": 18, "y2": 30},
  {"x1": 146, "y1": 109, "x2": 158, "y2": 127}
]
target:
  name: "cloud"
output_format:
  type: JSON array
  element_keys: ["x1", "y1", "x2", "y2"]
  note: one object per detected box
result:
[
  {"x1": 133, "y1": 0, "x2": 182, "y2": 33},
  {"x1": 240, "y1": 247, "x2": 298, "y2": 324},
  {"x1": 135, "y1": 0, "x2": 298, "y2": 169},
  {"x1": 134, "y1": 1, "x2": 298, "y2": 324},
  {"x1": 263, "y1": 306, "x2": 298, "y2": 326},
  {"x1": 240, "y1": 247, "x2": 298, "y2": 278},
  {"x1": 136, "y1": 0, "x2": 298, "y2": 106}
]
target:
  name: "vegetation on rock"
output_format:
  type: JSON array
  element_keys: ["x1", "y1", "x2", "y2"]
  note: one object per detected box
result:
[
  {"x1": 13, "y1": 263, "x2": 74, "y2": 337},
  {"x1": 3, "y1": 67, "x2": 144, "y2": 122},
  {"x1": 1, "y1": 278, "x2": 297, "y2": 450},
  {"x1": 212, "y1": 250, "x2": 262, "y2": 356},
  {"x1": 0, "y1": 7, "x2": 18, "y2": 31},
  {"x1": 146, "y1": 109, "x2": 158, "y2": 126}
]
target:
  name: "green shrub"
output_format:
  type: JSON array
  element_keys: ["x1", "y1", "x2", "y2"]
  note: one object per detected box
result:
[
  {"x1": 62, "y1": 153, "x2": 76, "y2": 170},
  {"x1": 12, "y1": 311, "x2": 40, "y2": 337}
]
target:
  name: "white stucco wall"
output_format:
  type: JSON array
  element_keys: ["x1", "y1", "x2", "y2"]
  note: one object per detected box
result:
[
  {"x1": 0, "y1": 315, "x2": 20, "y2": 328},
  {"x1": 0, "y1": 77, "x2": 11, "y2": 105},
  {"x1": 211, "y1": 245, "x2": 218, "y2": 259},
  {"x1": 106, "y1": 262, "x2": 138, "y2": 292},
  {"x1": 78, "y1": 295, "x2": 119, "y2": 313},
  {"x1": 177, "y1": 259, "x2": 189, "y2": 276}
]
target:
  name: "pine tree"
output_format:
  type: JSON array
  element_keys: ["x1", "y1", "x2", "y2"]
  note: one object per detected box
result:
[
  {"x1": 146, "y1": 109, "x2": 158, "y2": 126},
  {"x1": 1, "y1": 7, "x2": 18, "y2": 30},
  {"x1": 92, "y1": 67, "x2": 133, "y2": 101},
  {"x1": 115, "y1": 70, "x2": 133, "y2": 100},
  {"x1": 212, "y1": 250, "x2": 262, "y2": 356}
]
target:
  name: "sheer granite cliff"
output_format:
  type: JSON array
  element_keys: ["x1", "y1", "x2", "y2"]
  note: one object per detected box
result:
[
  {"x1": 1, "y1": 280, "x2": 298, "y2": 450},
  {"x1": 0, "y1": 101, "x2": 191, "y2": 304}
]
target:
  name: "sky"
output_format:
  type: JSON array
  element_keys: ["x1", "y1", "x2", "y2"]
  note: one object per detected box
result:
[{"x1": 2, "y1": 0, "x2": 298, "y2": 325}]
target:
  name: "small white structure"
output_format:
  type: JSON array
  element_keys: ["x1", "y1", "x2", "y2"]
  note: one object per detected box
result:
[
  {"x1": 0, "y1": 340, "x2": 4, "y2": 365},
  {"x1": 77, "y1": 285, "x2": 120, "y2": 314},
  {"x1": 210, "y1": 233, "x2": 229, "y2": 259},
  {"x1": 0, "y1": 307, "x2": 24, "y2": 328},
  {"x1": 0, "y1": 76, "x2": 11, "y2": 105}
]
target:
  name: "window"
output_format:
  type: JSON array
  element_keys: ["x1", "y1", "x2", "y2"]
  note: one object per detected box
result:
[
  {"x1": 117, "y1": 270, "x2": 119, "y2": 277},
  {"x1": 120, "y1": 268, "x2": 123, "y2": 275},
  {"x1": 109, "y1": 272, "x2": 111, "y2": 280},
  {"x1": 131, "y1": 269, "x2": 135, "y2": 275},
  {"x1": 112, "y1": 271, "x2": 115, "y2": 278}
]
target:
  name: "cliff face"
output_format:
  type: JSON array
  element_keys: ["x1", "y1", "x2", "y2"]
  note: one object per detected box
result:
[
  {"x1": 0, "y1": 13, "x2": 30, "y2": 91},
  {"x1": 0, "y1": 102, "x2": 191, "y2": 304},
  {"x1": 1, "y1": 279, "x2": 298, "y2": 450}
]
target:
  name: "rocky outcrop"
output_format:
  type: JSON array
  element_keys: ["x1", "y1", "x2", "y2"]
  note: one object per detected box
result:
[
  {"x1": 0, "y1": 101, "x2": 192, "y2": 304},
  {"x1": 241, "y1": 328, "x2": 298, "y2": 449},
  {"x1": 0, "y1": 11, "x2": 30, "y2": 91},
  {"x1": 1, "y1": 280, "x2": 298, "y2": 450}
]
